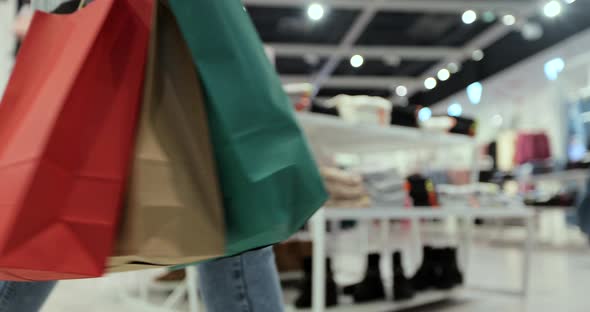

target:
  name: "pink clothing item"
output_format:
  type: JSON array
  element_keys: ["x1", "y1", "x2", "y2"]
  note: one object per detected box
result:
[{"x1": 515, "y1": 132, "x2": 551, "y2": 164}]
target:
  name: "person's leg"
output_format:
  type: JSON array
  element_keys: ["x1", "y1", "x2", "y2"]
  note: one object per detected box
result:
[
  {"x1": 197, "y1": 246, "x2": 285, "y2": 312},
  {"x1": 0, "y1": 281, "x2": 56, "y2": 312}
]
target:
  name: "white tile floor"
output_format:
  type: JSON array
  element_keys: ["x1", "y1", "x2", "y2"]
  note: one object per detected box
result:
[{"x1": 41, "y1": 226, "x2": 590, "y2": 312}]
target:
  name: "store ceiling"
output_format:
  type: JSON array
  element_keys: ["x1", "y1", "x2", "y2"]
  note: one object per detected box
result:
[{"x1": 243, "y1": 0, "x2": 590, "y2": 107}]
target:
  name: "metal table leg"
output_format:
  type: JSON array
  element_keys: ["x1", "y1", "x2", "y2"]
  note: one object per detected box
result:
[{"x1": 311, "y1": 208, "x2": 327, "y2": 312}]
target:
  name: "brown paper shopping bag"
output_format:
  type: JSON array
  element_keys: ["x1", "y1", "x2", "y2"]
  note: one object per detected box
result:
[{"x1": 108, "y1": 1, "x2": 225, "y2": 271}]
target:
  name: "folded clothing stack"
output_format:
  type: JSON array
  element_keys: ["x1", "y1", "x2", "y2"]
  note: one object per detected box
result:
[
  {"x1": 437, "y1": 183, "x2": 507, "y2": 207},
  {"x1": 524, "y1": 191, "x2": 578, "y2": 207},
  {"x1": 419, "y1": 116, "x2": 477, "y2": 137},
  {"x1": 391, "y1": 105, "x2": 419, "y2": 128},
  {"x1": 321, "y1": 167, "x2": 371, "y2": 208},
  {"x1": 328, "y1": 95, "x2": 392, "y2": 126},
  {"x1": 406, "y1": 174, "x2": 439, "y2": 207},
  {"x1": 362, "y1": 168, "x2": 408, "y2": 207}
]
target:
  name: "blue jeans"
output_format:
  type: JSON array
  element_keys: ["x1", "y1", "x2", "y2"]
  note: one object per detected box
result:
[
  {"x1": 0, "y1": 247, "x2": 284, "y2": 312},
  {"x1": 198, "y1": 246, "x2": 284, "y2": 312}
]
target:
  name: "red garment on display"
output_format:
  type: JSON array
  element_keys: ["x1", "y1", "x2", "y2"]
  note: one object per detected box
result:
[
  {"x1": 0, "y1": 0, "x2": 152, "y2": 281},
  {"x1": 514, "y1": 132, "x2": 551, "y2": 164}
]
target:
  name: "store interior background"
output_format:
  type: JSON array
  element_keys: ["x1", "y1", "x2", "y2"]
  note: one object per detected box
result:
[{"x1": 2, "y1": 0, "x2": 590, "y2": 311}]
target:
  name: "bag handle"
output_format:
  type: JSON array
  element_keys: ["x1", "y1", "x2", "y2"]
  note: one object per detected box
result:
[{"x1": 78, "y1": 0, "x2": 87, "y2": 10}]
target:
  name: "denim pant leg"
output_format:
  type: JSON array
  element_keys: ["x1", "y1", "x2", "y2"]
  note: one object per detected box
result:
[
  {"x1": 197, "y1": 247, "x2": 284, "y2": 312},
  {"x1": 0, "y1": 281, "x2": 56, "y2": 312}
]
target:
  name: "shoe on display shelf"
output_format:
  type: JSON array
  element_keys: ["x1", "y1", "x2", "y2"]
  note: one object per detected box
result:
[
  {"x1": 294, "y1": 257, "x2": 339, "y2": 309},
  {"x1": 351, "y1": 254, "x2": 386, "y2": 303},
  {"x1": 392, "y1": 251, "x2": 415, "y2": 302}
]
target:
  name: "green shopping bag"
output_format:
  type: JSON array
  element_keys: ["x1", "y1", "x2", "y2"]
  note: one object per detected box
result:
[{"x1": 168, "y1": 0, "x2": 327, "y2": 256}]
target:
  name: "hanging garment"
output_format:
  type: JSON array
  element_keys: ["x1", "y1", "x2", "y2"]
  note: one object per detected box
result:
[
  {"x1": 497, "y1": 131, "x2": 517, "y2": 172},
  {"x1": 363, "y1": 168, "x2": 408, "y2": 207},
  {"x1": 515, "y1": 132, "x2": 551, "y2": 164}
]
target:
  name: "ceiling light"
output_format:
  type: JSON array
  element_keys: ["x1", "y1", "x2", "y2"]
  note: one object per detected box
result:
[
  {"x1": 502, "y1": 14, "x2": 516, "y2": 26},
  {"x1": 447, "y1": 62, "x2": 461, "y2": 73},
  {"x1": 304, "y1": 54, "x2": 320, "y2": 66},
  {"x1": 424, "y1": 77, "x2": 437, "y2": 90},
  {"x1": 543, "y1": 1, "x2": 562, "y2": 18},
  {"x1": 437, "y1": 68, "x2": 451, "y2": 81},
  {"x1": 418, "y1": 107, "x2": 432, "y2": 121},
  {"x1": 307, "y1": 3, "x2": 325, "y2": 21},
  {"x1": 492, "y1": 114, "x2": 503, "y2": 127},
  {"x1": 565, "y1": 0, "x2": 576, "y2": 3},
  {"x1": 383, "y1": 55, "x2": 401, "y2": 67},
  {"x1": 448, "y1": 103, "x2": 463, "y2": 117},
  {"x1": 483, "y1": 11, "x2": 496, "y2": 23},
  {"x1": 472, "y1": 49, "x2": 485, "y2": 61},
  {"x1": 467, "y1": 82, "x2": 483, "y2": 105},
  {"x1": 522, "y1": 22, "x2": 543, "y2": 41},
  {"x1": 544, "y1": 57, "x2": 565, "y2": 81},
  {"x1": 395, "y1": 85, "x2": 408, "y2": 97},
  {"x1": 350, "y1": 54, "x2": 364, "y2": 68},
  {"x1": 462, "y1": 10, "x2": 477, "y2": 24}
]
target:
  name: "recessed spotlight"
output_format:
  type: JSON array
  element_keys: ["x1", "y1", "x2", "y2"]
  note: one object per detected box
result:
[
  {"x1": 395, "y1": 85, "x2": 408, "y2": 97},
  {"x1": 492, "y1": 114, "x2": 504, "y2": 127},
  {"x1": 350, "y1": 55, "x2": 364, "y2": 68},
  {"x1": 467, "y1": 82, "x2": 483, "y2": 105},
  {"x1": 483, "y1": 11, "x2": 496, "y2": 23},
  {"x1": 448, "y1": 62, "x2": 461, "y2": 73},
  {"x1": 472, "y1": 49, "x2": 485, "y2": 61},
  {"x1": 502, "y1": 14, "x2": 516, "y2": 26},
  {"x1": 424, "y1": 77, "x2": 437, "y2": 90},
  {"x1": 543, "y1": 1, "x2": 562, "y2": 18},
  {"x1": 303, "y1": 54, "x2": 320, "y2": 66},
  {"x1": 522, "y1": 22, "x2": 543, "y2": 41},
  {"x1": 418, "y1": 107, "x2": 432, "y2": 121},
  {"x1": 383, "y1": 55, "x2": 401, "y2": 67},
  {"x1": 544, "y1": 57, "x2": 565, "y2": 81},
  {"x1": 307, "y1": 3, "x2": 325, "y2": 21},
  {"x1": 448, "y1": 103, "x2": 463, "y2": 117},
  {"x1": 462, "y1": 10, "x2": 477, "y2": 24},
  {"x1": 437, "y1": 69, "x2": 451, "y2": 81}
]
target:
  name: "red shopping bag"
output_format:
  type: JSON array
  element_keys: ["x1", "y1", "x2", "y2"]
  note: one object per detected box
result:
[{"x1": 0, "y1": 0, "x2": 152, "y2": 281}]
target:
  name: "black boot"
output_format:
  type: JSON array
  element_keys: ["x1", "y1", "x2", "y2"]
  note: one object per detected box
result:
[
  {"x1": 342, "y1": 283, "x2": 356, "y2": 296},
  {"x1": 294, "y1": 257, "x2": 339, "y2": 308},
  {"x1": 392, "y1": 251, "x2": 415, "y2": 301},
  {"x1": 352, "y1": 254, "x2": 386, "y2": 303},
  {"x1": 342, "y1": 253, "x2": 382, "y2": 296},
  {"x1": 433, "y1": 248, "x2": 463, "y2": 290},
  {"x1": 411, "y1": 246, "x2": 437, "y2": 291}
]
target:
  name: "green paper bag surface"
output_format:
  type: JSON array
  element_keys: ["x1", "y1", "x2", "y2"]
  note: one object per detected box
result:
[{"x1": 168, "y1": 0, "x2": 327, "y2": 255}]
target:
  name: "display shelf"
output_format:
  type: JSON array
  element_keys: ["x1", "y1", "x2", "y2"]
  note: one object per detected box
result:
[
  {"x1": 525, "y1": 205, "x2": 575, "y2": 211},
  {"x1": 296, "y1": 113, "x2": 532, "y2": 312},
  {"x1": 291, "y1": 288, "x2": 462, "y2": 312},
  {"x1": 296, "y1": 113, "x2": 474, "y2": 153},
  {"x1": 523, "y1": 169, "x2": 590, "y2": 183},
  {"x1": 308, "y1": 206, "x2": 534, "y2": 312},
  {"x1": 323, "y1": 206, "x2": 533, "y2": 220}
]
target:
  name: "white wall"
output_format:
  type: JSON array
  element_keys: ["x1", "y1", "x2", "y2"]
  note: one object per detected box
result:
[
  {"x1": 0, "y1": 0, "x2": 16, "y2": 97},
  {"x1": 432, "y1": 28, "x2": 590, "y2": 162}
]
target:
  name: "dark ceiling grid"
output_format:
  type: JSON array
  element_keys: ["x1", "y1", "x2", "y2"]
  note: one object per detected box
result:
[
  {"x1": 248, "y1": 7, "x2": 359, "y2": 44},
  {"x1": 411, "y1": 0, "x2": 590, "y2": 106},
  {"x1": 246, "y1": 1, "x2": 590, "y2": 108}
]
